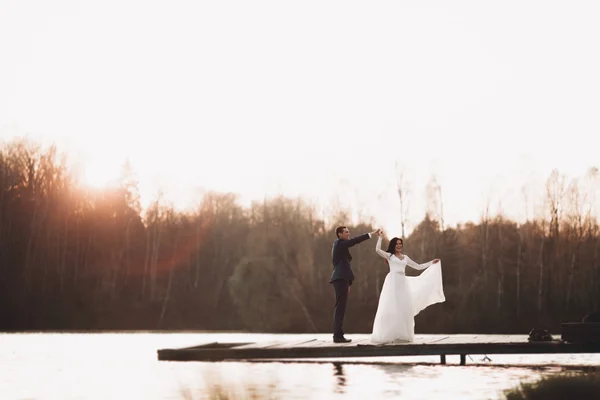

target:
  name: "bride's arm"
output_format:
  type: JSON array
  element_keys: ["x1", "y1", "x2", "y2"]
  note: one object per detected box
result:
[
  {"x1": 375, "y1": 236, "x2": 391, "y2": 259},
  {"x1": 405, "y1": 255, "x2": 433, "y2": 271}
]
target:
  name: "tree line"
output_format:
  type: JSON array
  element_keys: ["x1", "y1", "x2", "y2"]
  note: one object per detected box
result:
[{"x1": 1, "y1": 139, "x2": 598, "y2": 333}]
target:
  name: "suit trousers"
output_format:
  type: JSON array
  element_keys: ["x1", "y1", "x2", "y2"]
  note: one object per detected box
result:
[{"x1": 332, "y1": 279, "x2": 350, "y2": 338}]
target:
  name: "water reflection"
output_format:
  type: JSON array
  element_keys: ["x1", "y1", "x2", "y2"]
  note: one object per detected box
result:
[
  {"x1": 373, "y1": 363, "x2": 415, "y2": 375},
  {"x1": 330, "y1": 362, "x2": 419, "y2": 397},
  {"x1": 332, "y1": 362, "x2": 346, "y2": 393},
  {"x1": 3, "y1": 333, "x2": 600, "y2": 400},
  {"x1": 374, "y1": 363, "x2": 416, "y2": 397}
]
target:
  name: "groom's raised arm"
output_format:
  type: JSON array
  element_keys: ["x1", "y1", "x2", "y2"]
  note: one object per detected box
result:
[
  {"x1": 338, "y1": 233, "x2": 370, "y2": 248},
  {"x1": 337, "y1": 229, "x2": 379, "y2": 248}
]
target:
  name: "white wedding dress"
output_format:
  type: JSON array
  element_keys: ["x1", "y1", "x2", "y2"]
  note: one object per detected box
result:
[{"x1": 371, "y1": 237, "x2": 445, "y2": 343}]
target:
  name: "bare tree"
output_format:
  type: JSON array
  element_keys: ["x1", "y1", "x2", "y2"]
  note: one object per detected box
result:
[
  {"x1": 394, "y1": 163, "x2": 411, "y2": 240},
  {"x1": 159, "y1": 222, "x2": 181, "y2": 328},
  {"x1": 546, "y1": 169, "x2": 566, "y2": 240},
  {"x1": 496, "y1": 220, "x2": 504, "y2": 311},
  {"x1": 516, "y1": 224, "x2": 522, "y2": 316},
  {"x1": 565, "y1": 179, "x2": 584, "y2": 311},
  {"x1": 142, "y1": 194, "x2": 165, "y2": 301},
  {"x1": 545, "y1": 169, "x2": 566, "y2": 304},
  {"x1": 480, "y1": 201, "x2": 491, "y2": 286},
  {"x1": 584, "y1": 167, "x2": 599, "y2": 237},
  {"x1": 537, "y1": 219, "x2": 546, "y2": 313},
  {"x1": 425, "y1": 174, "x2": 445, "y2": 231}
]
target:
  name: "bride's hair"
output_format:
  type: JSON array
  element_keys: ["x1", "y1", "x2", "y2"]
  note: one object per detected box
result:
[
  {"x1": 386, "y1": 237, "x2": 403, "y2": 255},
  {"x1": 383, "y1": 237, "x2": 403, "y2": 267}
]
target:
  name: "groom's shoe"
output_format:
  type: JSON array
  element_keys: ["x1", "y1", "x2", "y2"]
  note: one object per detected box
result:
[{"x1": 333, "y1": 336, "x2": 352, "y2": 343}]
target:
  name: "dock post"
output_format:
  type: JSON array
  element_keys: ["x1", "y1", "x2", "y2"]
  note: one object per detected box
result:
[
  {"x1": 440, "y1": 354, "x2": 446, "y2": 364},
  {"x1": 460, "y1": 354, "x2": 466, "y2": 365}
]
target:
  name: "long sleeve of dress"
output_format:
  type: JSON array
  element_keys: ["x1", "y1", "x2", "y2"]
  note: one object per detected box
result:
[
  {"x1": 375, "y1": 237, "x2": 391, "y2": 259},
  {"x1": 405, "y1": 255, "x2": 433, "y2": 271}
]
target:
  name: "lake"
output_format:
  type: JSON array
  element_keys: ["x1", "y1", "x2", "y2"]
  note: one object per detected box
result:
[{"x1": 2, "y1": 332, "x2": 599, "y2": 399}]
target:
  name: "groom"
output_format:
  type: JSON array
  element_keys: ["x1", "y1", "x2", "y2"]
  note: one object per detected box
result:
[{"x1": 330, "y1": 226, "x2": 380, "y2": 343}]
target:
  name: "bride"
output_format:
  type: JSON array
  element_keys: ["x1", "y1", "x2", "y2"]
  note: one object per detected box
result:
[{"x1": 371, "y1": 231, "x2": 445, "y2": 343}]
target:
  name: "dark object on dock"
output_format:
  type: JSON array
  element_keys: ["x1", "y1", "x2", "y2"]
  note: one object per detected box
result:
[
  {"x1": 157, "y1": 334, "x2": 600, "y2": 365},
  {"x1": 561, "y1": 321, "x2": 600, "y2": 343},
  {"x1": 528, "y1": 328, "x2": 553, "y2": 342},
  {"x1": 582, "y1": 311, "x2": 600, "y2": 323}
]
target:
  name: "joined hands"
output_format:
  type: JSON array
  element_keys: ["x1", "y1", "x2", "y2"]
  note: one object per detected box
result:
[{"x1": 370, "y1": 228, "x2": 383, "y2": 237}]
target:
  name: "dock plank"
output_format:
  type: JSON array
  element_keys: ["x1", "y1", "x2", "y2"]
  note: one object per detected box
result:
[
  {"x1": 233, "y1": 341, "x2": 289, "y2": 350},
  {"x1": 157, "y1": 335, "x2": 600, "y2": 362},
  {"x1": 262, "y1": 339, "x2": 319, "y2": 349}
]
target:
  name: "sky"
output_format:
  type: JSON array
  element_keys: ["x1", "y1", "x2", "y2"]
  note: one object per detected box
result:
[{"x1": 1, "y1": 0, "x2": 600, "y2": 237}]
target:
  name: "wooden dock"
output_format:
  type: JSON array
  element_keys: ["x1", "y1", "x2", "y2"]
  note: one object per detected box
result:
[{"x1": 157, "y1": 334, "x2": 600, "y2": 365}]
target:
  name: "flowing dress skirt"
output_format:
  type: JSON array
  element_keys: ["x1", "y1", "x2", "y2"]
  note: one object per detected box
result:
[{"x1": 371, "y1": 261, "x2": 445, "y2": 343}]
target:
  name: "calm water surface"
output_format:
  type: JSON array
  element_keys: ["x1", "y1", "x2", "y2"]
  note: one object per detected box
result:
[{"x1": 2, "y1": 332, "x2": 599, "y2": 400}]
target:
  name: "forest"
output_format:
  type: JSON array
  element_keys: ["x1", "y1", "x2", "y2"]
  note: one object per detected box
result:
[{"x1": 1, "y1": 139, "x2": 598, "y2": 334}]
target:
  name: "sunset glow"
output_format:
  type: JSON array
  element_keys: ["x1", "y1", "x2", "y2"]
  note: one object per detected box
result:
[{"x1": 2, "y1": 0, "x2": 600, "y2": 235}]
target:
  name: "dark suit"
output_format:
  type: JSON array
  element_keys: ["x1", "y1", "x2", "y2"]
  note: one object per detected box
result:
[{"x1": 330, "y1": 233, "x2": 371, "y2": 338}]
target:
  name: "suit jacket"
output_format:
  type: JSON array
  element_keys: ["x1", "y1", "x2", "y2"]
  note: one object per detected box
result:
[{"x1": 330, "y1": 233, "x2": 371, "y2": 284}]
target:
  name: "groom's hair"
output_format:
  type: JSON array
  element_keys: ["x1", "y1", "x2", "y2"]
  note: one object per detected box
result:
[{"x1": 335, "y1": 226, "x2": 347, "y2": 238}]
